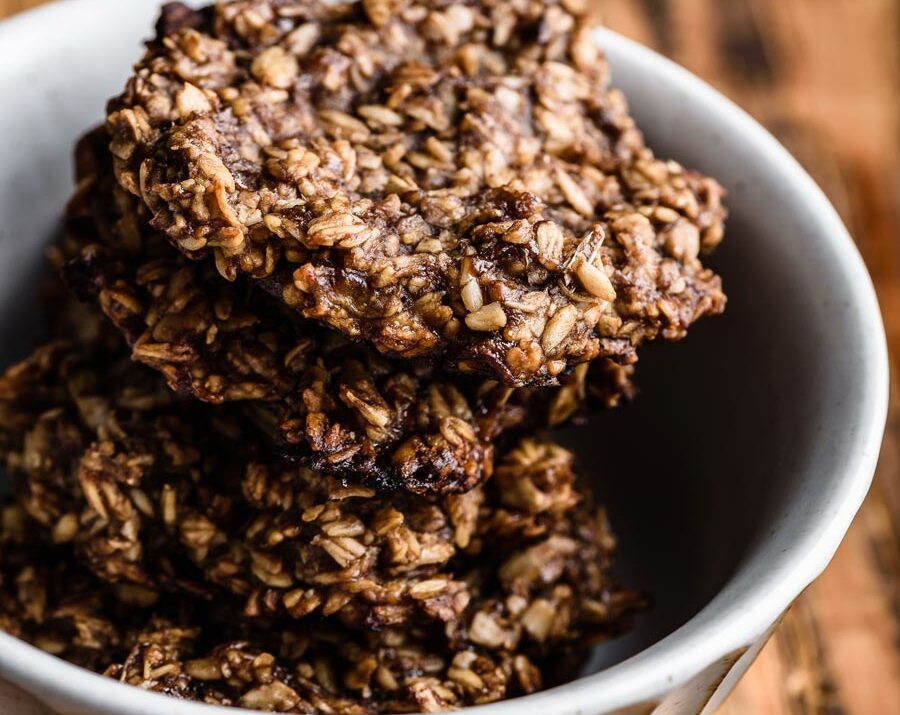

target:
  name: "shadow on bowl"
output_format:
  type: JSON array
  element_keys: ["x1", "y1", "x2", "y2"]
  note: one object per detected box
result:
[{"x1": 573, "y1": 204, "x2": 823, "y2": 673}]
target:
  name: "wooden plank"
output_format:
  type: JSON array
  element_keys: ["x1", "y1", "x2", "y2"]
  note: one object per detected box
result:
[
  {"x1": 753, "y1": 0, "x2": 900, "y2": 297},
  {"x1": 807, "y1": 486, "x2": 900, "y2": 715},
  {"x1": 0, "y1": 0, "x2": 43, "y2": 14},
  {"x1": 716, "y1": 640, "x2": 793, "y2": 715},
  {"x1": 746, "y1": 4, "x2": 900, "y2": 709},
  {"x1": 595, "y1": 0, "x2": 657, "y2": 48}
]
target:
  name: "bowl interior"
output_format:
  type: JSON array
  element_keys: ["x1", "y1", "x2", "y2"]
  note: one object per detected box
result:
[{"x1": 0, "y1": 2, "x2": 886, "y2": 713}]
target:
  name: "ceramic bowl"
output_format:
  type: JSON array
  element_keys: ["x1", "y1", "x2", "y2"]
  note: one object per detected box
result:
[{"x1": 0, "y1": 1, "x2": 888, "y2": 713}]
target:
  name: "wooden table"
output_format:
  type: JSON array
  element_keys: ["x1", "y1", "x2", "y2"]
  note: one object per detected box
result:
[{"x1": 1, "y1": 1, "x2": 898, "y2": 713}]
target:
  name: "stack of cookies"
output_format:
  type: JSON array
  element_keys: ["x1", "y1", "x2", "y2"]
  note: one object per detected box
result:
[{"x1": 0, "y1": 0, "x2": 726, "y2": 711}]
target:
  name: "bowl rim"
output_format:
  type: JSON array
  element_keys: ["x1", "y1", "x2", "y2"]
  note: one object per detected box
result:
[{"x1": 0, "y1": 2, "x2": 889, "y2": 714}]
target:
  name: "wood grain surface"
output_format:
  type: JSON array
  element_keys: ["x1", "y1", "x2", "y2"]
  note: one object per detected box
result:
[{"x1": 1, "y1": 1, "x2": 898, "y2": 713}]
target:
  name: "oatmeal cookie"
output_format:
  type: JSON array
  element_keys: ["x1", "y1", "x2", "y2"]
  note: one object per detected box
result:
[
  {"x1": 0, "y1": 502, "x2": 638, "y2": 712},
  {"x1": 106, "y1": 0, "x2": 726, "y2": 387},
  {"x1": 63, "y1": 127, "x2": 633, "y2": 494},
  {"x1": 0, "y1": 341, "x2": 637, "y2": 636}
]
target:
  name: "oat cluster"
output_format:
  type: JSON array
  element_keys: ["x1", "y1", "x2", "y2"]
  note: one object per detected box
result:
[
  {"x1": 0, "y1": 337, "x2": 639, "y2": 711},
  {"x1": 0, "y1": 0, "x2": 728, "y2": 711},
  {"x1": 107, "y1": 0, "x2": 726, "y2": 387},
  {"x1": 63, "y1": 127, "x2": 632, "y2": 494}
]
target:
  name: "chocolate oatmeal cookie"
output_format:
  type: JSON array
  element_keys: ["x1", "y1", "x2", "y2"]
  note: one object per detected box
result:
[
  {"x1": 106, "y1": 0, "x2": 726, "y2": 387},
  {"x1": 0, "y1": 340, "x2": 638, "y2": 636},
  {"x1": 63, "y1": 127, "x2": 633, "y2": 494},
  {"x1": 0, "y1": 500, "x2": 638, "y2": 711}
]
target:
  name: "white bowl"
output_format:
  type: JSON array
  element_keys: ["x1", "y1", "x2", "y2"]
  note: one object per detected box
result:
[{"x1": 0, "y1": 2, "x2": 888, "y2": 714}]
